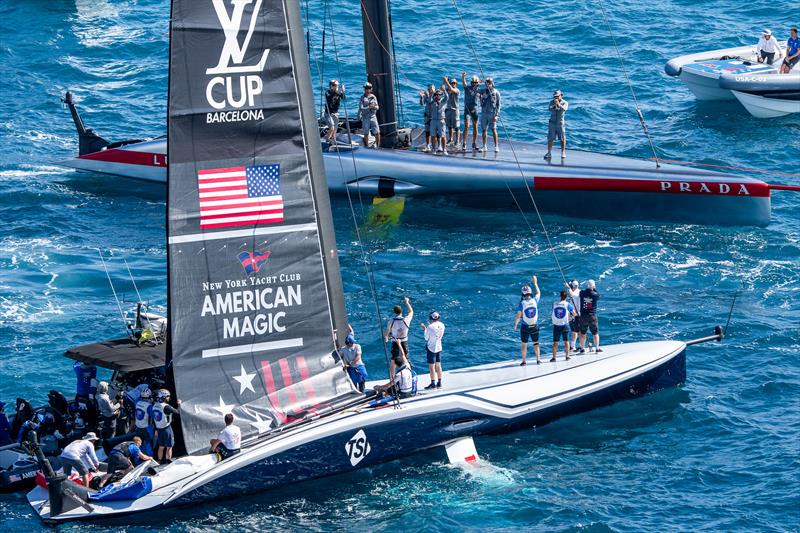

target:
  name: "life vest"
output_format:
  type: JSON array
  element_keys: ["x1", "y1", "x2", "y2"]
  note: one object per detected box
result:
[
  {"x1": 151, "y1": 402, "x2": 171, "y2": 429},
  {"x1": 390, "y1": 316, "x2": 409, "y2": 341},
  {"x1": 134, "y1": 400, "x2": 151, "y2": 429},
  {"x1": 552, "y1": 301, "x2": 570, "y2": 326},
  {"x1": 520, "y1": 297, "x2": 539, "y2": 326},
  {"x1": 396, "y1": 364, "x2": 416, "y2": 395}
]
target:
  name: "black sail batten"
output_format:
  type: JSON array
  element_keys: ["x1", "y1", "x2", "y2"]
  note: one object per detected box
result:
[{"x1": 167, "y1": 0, "x2": 357, "y2": 455}]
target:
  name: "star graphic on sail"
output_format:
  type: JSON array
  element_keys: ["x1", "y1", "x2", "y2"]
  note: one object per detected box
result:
[
  {"x1": 232, "y1": 364, "x2": 256, "y2": 394},
  {"x1": 250, "y1": 412, "x2": 273, "y2": 434},
  {"x1": 214, "y1": 395, "x2": 235, "y2": 416}
]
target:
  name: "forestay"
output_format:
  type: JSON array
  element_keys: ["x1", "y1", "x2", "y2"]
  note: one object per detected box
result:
[{"x1": 167, "y1": 0, "x2": 356, "y2": 454}]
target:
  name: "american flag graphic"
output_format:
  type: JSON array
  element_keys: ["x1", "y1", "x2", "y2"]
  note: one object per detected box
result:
[{"x1": 198, "y1": 164, "x2": 284, "y2": 229}]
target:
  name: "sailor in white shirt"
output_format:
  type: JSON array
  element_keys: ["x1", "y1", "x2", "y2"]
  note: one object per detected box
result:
[
  {"x1": 59, "y1": 432, "x2": 100, "y2": 487},
  {"x1": 375, "y1": 354, "x2": 415, "y2": 399},
  {"x1": 756, "y1": 29, "x2": 783, "y2": 65},
  {"x1": 421, "y1": 311, "x2": 446, "y2": 389},
  {"x1": 566, "y1": 280, "x2": 581, "y2": 350},
  {"x1": 210, "y1": 413, "x2": 242, "y2": 460}
]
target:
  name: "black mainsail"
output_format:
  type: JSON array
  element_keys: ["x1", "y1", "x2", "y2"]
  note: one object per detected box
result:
[{"x1": 167, "y1": 0, "x2": 356, "y2": 454}]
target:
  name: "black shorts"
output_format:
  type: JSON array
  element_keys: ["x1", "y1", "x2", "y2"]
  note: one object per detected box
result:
[
  {"x1": 553, "y1": 324, "x2": 568, "y2": 342},
  {"x1": 426, "y1": 348, "x2": 441, "y2": 364},
  {"x1": 107, "y1": 452, "x2": 133, "y2": 475},
  {"x1": 217, "y1": 443, "x2": 240, "y2": 460},
  {"x1": 520, "y1": 324, "x2": 539, "y2": 344},
  {"x1": 391, "y1": 340, "x2": 409, "y2": 358},
  {"x1": 579, "y1": 314, "x2": 598, "y2": 335},
  {"x1": 785, "y1": 56, "x2": 799, "y2": 68},
  {"x1": 569, "y1": 317, "x2": 579, "y2": 332}
]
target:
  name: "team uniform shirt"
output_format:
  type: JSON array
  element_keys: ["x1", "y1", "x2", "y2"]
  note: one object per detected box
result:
[
  {"x1": 479, "y1": 88, "x2": 501, "y2": 118},
  {"x1": 359, "y1": 94, "x2": 379, "y2": 121},
  {"x1": 217, "y1": 424, "x2": 242, "y2": 451},
  {"x1": 134, "y1": 400, "x2": 153, "y2": 429},
  {"x1": 567, "y1": 288, "x2": 581, "y2": 316},
  {"x1": 152, "y1": 402, "x2": 179, "y2": 429},
  {"x1": 73, "y1": 362, "x2": 96, "y2": 397},
  {"x1": 341, "y1": 343, "x2": 363, "y2": 365},
  {"x1": 788, "y1": 36, "x2": 800, "y2": 56},
  {"x1": 430, "y1": 96, "x2": 448, "y2": 122},
  {"x1": 463, "y1": 84, "x2": 480, "y2": 114},
  {"x1": 389, "y1": 315, "x2": 411, "y2": 341},
  {"x1": 393, "y1": 364, "x2": 414, "y2": 394},
  {"x1": 757, "y1": 36, "x2": 782, "y2": 55},
  {"x1": 447, "y1": 87, "x2": 460, "y2": 112},
  {"x1": 518, "y1": 295, "x2": 540, "y2": 326},
  {"x1": 325, "y1": 88, "x2": 345, "y2": 114},
  {"x1": 579, "y1": 288, "x2": 600, "y2": 315},
  {"x1": 551, "y1": 300, "x2": 575, "y2": 326},
  {"x1": 60, "y1": 439, "x2": 100, "y2": 470},
  {"x1": 548, "y1": 99, "x2": 569, "y2": 124},
  {"x1": 420, "y1": 92, "x2": 433, "y2": 120},
  {"x1": 423, "y1": 321, "x2": 446, "y2": 353}
]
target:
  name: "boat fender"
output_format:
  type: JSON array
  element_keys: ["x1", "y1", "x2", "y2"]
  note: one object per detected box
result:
[
  {"x1": 664, "y1": 60, "x2": 682, "y2": 77},
  {"x1": 445, "y1": 437, "x2": 479, "y2": 464}
]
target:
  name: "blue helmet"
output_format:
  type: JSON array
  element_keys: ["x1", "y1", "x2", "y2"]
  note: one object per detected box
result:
[{"x1": 345, "y1": 334, "x2": 355, "y2": 345}]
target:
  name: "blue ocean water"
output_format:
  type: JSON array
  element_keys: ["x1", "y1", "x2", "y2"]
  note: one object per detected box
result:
[{"x1": 1, "y1": 0, "x2": 799, "y2": 530}]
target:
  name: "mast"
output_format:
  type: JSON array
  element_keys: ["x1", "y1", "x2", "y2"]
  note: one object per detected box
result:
[{"x1": 360, "y1": 0, "x2": 397, "y2": 148}]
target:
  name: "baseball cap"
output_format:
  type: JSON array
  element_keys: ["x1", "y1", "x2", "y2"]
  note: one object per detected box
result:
[
  {"x1": 364, "y1": 81, "x2": 372, "y2": 88},
  {"x1": 330, "y1": 79, "x2": 339, "y2": 85},
  {"x1": 763, "y1": 29, "x2": 772, "y2": 36},
  {"x1": 570, "y1": 279, "x2": 579, "y2": 288},
  {"x1": 83, "y1": 431, "x2": 100, "y2": 441},
  {"x1": 471, "y1": 75, "x2": 479, "y2": 83},
  {"x1": 429, "y1": 311, "x2": 440, "y2": 320},
  {"x1": 521, "y1": 285, "x2": 532, "y2": 295},
  {"x1": 554, "y1": 89, "x2": 563, "y2": 96}
]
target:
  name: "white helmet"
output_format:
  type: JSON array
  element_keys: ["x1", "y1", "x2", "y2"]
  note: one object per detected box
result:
[
  {"x1": 156, "y1": 389, "x2": 171, "y2": 402},
  {"x1": 140, "y1": 388, "x2": 152, "y2": 400}
]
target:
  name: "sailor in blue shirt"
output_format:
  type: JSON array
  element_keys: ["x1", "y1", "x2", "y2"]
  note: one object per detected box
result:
[
  {"x1": 513, "y1": 276, "x2": 541, "y2": 365},
  {"x1": 781, "y1": 27, "x2": 800, "y2": 73},
  {"x1": 74, "y1": 360, "x2": 97, "y2": 399}
]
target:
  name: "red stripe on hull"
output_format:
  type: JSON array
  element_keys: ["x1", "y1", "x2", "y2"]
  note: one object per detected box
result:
[
  {"x1": 79, "y1": 148, "x2": 167, "y2": 167},
  {"x1": 535, "y1": 176, "x2": 770, "y2": 198}
]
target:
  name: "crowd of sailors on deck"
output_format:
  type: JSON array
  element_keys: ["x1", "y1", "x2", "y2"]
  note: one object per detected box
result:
[
  {"x1": 756, "y1": 27, "x2": 799, "y2": 73},
  {"x1": 322, "y1": 74, "x2": 570, "y2": 160},
  {"x1": 338, "y1": 276, "x2": 601, "y2": 400}
]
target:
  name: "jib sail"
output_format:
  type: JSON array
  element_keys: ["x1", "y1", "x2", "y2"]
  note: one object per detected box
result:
[{"x1": 167, "y1": 0, "x2": 355, "y2": 454}]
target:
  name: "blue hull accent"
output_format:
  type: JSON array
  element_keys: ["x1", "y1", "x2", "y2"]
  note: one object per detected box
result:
[{"x1": 175, "y1": 350, "x2": 686, "y2": 504}]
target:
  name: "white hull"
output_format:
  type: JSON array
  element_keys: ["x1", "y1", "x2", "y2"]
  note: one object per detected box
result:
[
  {"x1": 731, "y1": 90, "x2": 800, "y2": 118},
  {"x1": 679, "y1": 69, "x2": 736, "y2": 101},
  {"x1": 29, "y1": 339, "x2": 687, "y2": 522}
]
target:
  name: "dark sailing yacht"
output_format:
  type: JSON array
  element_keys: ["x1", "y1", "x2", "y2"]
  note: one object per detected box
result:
[{"x1": 28, "y1": 0, "x2": 723, "y2": 522}]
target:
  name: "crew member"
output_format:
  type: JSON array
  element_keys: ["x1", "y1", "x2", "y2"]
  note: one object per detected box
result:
[
  {"x1": 324, "y1": 79, "x2": 346, "y2": 146},
  {"x1": 210, "y1": 413, "x2": 242, "y2": 460},
  {"x1": 133, "y1": 387, "x2": 154, "y2": 453},
  {"x1": 578, "y1": 280, "x2": 601, "y2": 353},
  {"x1": 341, "y1": 334, "x2": 368, "y2": 392},
  {"x1": 374, "y1": 354, "x2": 415, "y2": 398},
  {"x1": 0, "y1": 401, "x2": 10, "y2": 446},
  {"x1": 106, "y1": 436, "x2": 152, "y2": 481},
  {"x1": 756, "y1": 29, "x2": 782, "y2": 65},
  {"x1": 359, "y1": 82, "x2": 381, "y2": 148},
  {"x1": 443, "y1": 76, "x2": 461, "y2": 147},
  {"x1": 429, "y1": 89, "x2": 449, "y2": 154},
  {"x1": 479, "y1": 77, "x2": 501, "y2": 153},
  {"x1": 551, "y1": 290, "x2": 577, "y2": 362},
  {"x1": 419, "y1": 84, "x2": 435, "y2": 152},
  {"x1": 545, "y1": 90, "x2": 569, "y2": 161},
  {"x1": 96, "y1": 381, "x2": 121, "y2": 439},
  {"x1": 74, "y1": 360, "x2": 97, "y2": 400},
  {"x1": 59, "y1": 432, "x2": 100, "y2": 487},
  {"x1": 781, "y1": 27, "x2": 800, "y2": 74},
  {"x1": 514, "y1": 276, "x2": 541, "y2": 365},
  {"x1": 152, "y1": 389, "x2": 181, "y2": 464},
  {"x1": 461, "y1": 72, "x2": 481, "y2": 150},
  {"x1": 384, "y1": 296, "x2": 414, "y2": 368},
  {"x1": 566, "y1": 279, "x2": 581, "y2": 351},
  {"x1": 421, "y1": 311, "x2": 446, "y2": 389}
]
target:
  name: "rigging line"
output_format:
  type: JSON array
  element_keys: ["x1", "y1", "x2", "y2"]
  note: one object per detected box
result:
[
  {"x1": 97, "y1": 250, "x2": 130, "y2": 338},
  {"x1": 723, "y1": 287, "x2": 738, "y2": 336},
  {"x1": 319, "y1": 0, "x2": 328, "y2": 116},
  {"x1": 327, "y1": 7, "x2": 399, "y2": 403},
  {"x1": 595, "y1": 0, "x2": 661, "y2": 168},
  {"x1": 124, "y1": 258, "x2": 153, "y2": 331},
  {"x1": 450, "y1": 0, "x2": 569, "y2": 287},
  {"x1": 651, "y1": 158, "x2": 800, "y2": 178}
]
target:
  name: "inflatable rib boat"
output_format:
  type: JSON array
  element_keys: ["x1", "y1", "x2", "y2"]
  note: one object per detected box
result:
[{"x1": 719, "y1": 72, "x2": 800, "y2": 118}]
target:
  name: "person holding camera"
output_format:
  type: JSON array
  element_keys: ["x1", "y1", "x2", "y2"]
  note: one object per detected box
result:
[{"x1": 545, "y1": 90, "x2": 569, "y2": 161}]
